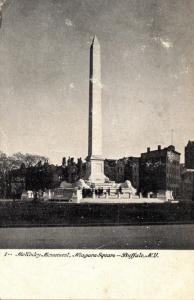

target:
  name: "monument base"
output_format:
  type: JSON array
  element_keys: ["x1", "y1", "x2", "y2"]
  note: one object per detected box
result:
[{"x1": 86, "y1": 156, "x2": 108, "y2": 184}]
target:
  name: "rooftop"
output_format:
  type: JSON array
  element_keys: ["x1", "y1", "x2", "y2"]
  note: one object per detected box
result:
[{"x1": 141, "y1": 145, "x2": 180, "y2": 156}]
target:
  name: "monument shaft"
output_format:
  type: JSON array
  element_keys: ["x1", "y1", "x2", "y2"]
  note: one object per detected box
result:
[
  {"x1": 88, "y1": 36, "x2": 102, "y2": 157},
  {"x1": 87, "y1": 36, "x2": 106, "y2": 184}
]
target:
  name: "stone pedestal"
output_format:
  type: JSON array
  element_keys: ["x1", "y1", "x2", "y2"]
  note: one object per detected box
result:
[{"x1": 86, "y1": 156, "x2": 106, "y2": 184}]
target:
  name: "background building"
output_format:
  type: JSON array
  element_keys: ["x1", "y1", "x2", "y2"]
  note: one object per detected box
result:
[
  {"x1": 124, "y1": 157, "x2": 139, "y2": 189},
  {"x1": 140, "y1": 145, "x2": 181, "y2": 198},
  {"x1": 185, "y1": 141, "x2": 194, "y2": 169},
  {"x1": 180, "y1": 164, "x2": 194, "y2": 201},
  {"x1": 179, "y1": 141, "x2": 194, "y2": 201},
  {"x1": 104, "y1": 159, "x2": 117, "y2": 181},
  {"x1": 104, "y1": 157, "x2": 140, "y2": 189}
]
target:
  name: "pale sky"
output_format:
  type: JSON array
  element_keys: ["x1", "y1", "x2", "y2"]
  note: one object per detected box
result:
[{"x1": 0, "y1": 0, "x2": 194, "y2": 164}]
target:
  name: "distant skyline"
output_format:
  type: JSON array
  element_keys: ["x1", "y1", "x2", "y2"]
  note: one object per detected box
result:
[{"x1": 0, "y1": 0, "x2": 194, "y2": 164}]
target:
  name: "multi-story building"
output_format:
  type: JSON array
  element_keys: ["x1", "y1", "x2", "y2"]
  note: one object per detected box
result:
[
  {"x1": 185, "y1": 141, "x2": 194, "y2": 169},
  {"x1": 124, "y1": 157, "x2": 139, "y2": 189},
  {"x1": 104, "y1": 157, "x2": 140, "y2": 189},
  {"x1": 140, "y1": 145, "x2": 181, "y2": 198},
  {"x1": 115, "y1": 158, "x2": 126, "y2": 183},
  {"x1": 180, "y1": 164, "x2": 194, "y2": 201},
  {"x1": 104, "y1": 159, "x2": 117, "y2": 181}
]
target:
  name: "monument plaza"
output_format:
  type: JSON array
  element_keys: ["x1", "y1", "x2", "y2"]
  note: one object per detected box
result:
[{"x1": 51, "y1": 36, "x2": 178, "y2": 203}]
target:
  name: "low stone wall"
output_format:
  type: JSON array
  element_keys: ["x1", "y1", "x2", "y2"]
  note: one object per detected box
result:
[
  {"x1": 47, "y1": 188, "x2": 82, "y2": 203},
  {"x1": 0, "y1": 201, "x2": 193, "y2": 227}
]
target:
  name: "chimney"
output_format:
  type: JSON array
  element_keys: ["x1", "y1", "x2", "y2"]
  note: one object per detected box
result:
[
  {"x1": 158, "y1": 145, "x2": 161, "y2": 151},
  {"x1": 147, "y1": 147, "x2": 150, "y2": 153},
  {"x1": 62, "y1": 157, "x2": 66, "y2": 167}
]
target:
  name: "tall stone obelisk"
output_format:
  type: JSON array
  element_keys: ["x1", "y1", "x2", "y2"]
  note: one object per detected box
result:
[{"x1": 87, "y1": 36, "x2": 106, "y2": 184}]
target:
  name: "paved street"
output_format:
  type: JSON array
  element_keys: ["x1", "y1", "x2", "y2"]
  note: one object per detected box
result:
[{"x1": 0, "y1": 224, "x2": 193, "y2": 249}]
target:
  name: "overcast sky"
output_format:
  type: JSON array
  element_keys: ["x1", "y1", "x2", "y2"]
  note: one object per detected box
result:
[{"x1": 0, "y1": 0, "x2": 194, "y2": 164}]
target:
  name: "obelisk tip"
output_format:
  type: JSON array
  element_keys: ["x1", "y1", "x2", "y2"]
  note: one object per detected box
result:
[{"x1": 92, "y1": 35, "x2": 99, "y2": 44}]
